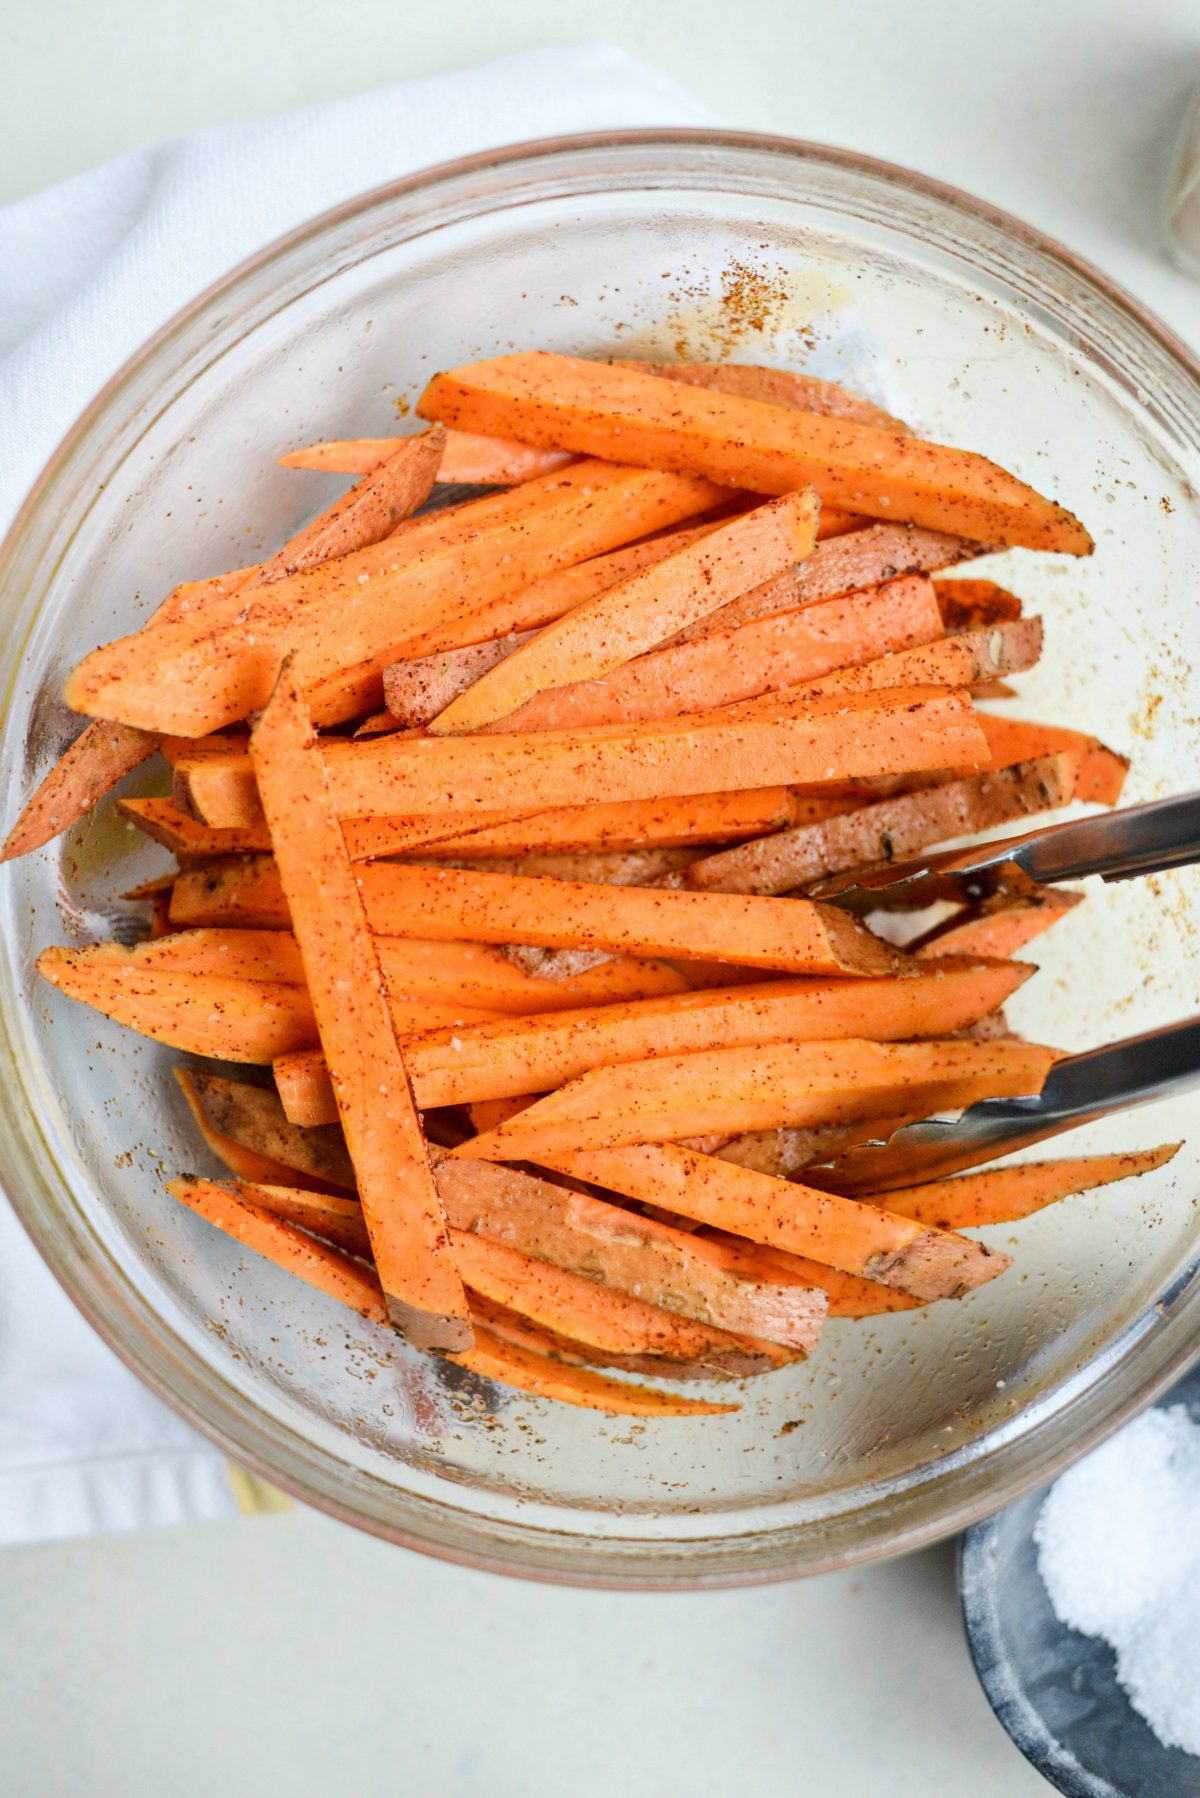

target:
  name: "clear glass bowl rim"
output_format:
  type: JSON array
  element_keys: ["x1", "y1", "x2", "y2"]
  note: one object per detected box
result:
[{"x1": 4, "y1": 126, "x2": 1200, "y2": 1589}]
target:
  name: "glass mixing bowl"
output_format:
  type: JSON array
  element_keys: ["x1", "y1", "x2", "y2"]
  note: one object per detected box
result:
[{"x1": 2, "y1": 132, "x2": 1199, "y2": 1587}]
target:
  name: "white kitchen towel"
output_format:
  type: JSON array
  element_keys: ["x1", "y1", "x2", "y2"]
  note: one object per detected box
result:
[{"x1": 0, "y1": 44, "x2": 712, "y2": 1546}]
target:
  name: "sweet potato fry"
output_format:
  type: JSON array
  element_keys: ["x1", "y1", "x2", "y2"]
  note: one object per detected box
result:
[
  {"x1": 173, "y1": 1067, "x2": 352, "y2": 1197},
  {"x1": 454, "y1": 1037, "x2": 1056, "y2": 1158},
  {"x1": 528, "y1": 1143, "x2": 1010, "y2": 1301},
  {"x1": 451, "y1": 1326, "x2": 738, "y2": 1415},
  {"x1": 164, "y1": 854, "x2": 881, "y2": 974},
  {"x1": 429, "y1": 490, "x2": 820, "y2": 733},
  {"x1": 448, "y1": 1229, "x2": 790, "y2": 1376},
  {"x1": 168, "y1": 1175, "x2": 390, "y2": 1322},
  {"x1": 788, "y1": 616, "x2": 1044, "y2": 702},
  {"x1": 704, "y1": 1232, "x2": 925, "y2": 1316},
  {"x1": 465, "y1": 1294, "x2": 770, "y2": 1381},
  {"x1": 618, "y1": 359, "x2": 910, "y2": 432},
  {"x1": 224, "y1": 1180, "x2": 374, "y2": 1257},
  {"x1": 865, "y1": 1144, "x2": 1181, "y2": 1229},
  {"x1": 178, "y1": 687, "x2": 987, "y2": 829},
  {"x1": 174, "y1": 1069, "x2": 356, "y2": 1191},
  {"x1": 36, "y1": 942, "x2": 500, "y2": 1060},
  {"x1": 435, "y1": 1157, "x2": 827, "y2": 1349},
  {"x1": 674, "y1": 754, "x2": 1077, "y2": 897},
  {"x1": 146, "y1": 918, "x2": 688, "y2": 1012},
  {"x1": 667, "y1": 523, "x2": 978, "y2": 649},
  {"x1": 400, "y1": 962, "x2": 1031, "y2": 1108},
  {"x1": 38, "y1": 948, "x2": 321, "y2": 1061},
  {"x1": 250, "y1": 667, "x2": 470, "y2": 1349},
  {"x1": 1, "y1": 722, "x2": 162, "y2": 862},
  {"x1": 913, "y1": 887, "x2": 1084, "y2": 960},
  {"x1": 390, "y1": 520, "x2": 727, "y2": 670},
  {"x1": 418, "y1": 353, "x2": 1092, "y2": 552},
  {"x1": 934, "y1": 578, "x2": 1023, "y2": 629},
  {"x1": 65, "y1": 463, "x2": 724, "y2": 735},
  {"x1": 976, "y1": 713, "x2": 1128, "y2": 804},
  {"x1": 398, "y1": 789, "x2": 803, "y2": 858},
  {"x1": 255, "y1": 428, "x2": 446, "y2": 582},
  {"x1": 119, "y1": 797, "x2": 272, "y2": 858},
  {"x1": 280, "y1": 430, "x2": 574, "y2": 484},
  {"x1": 186, "y1": 858, "x2": 912, "y2": 976},
  {"x1": 470, "y1": 574, "x2": 946, "y2": 735}
]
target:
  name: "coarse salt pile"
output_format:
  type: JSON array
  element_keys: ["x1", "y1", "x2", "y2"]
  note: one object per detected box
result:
[{"x1": 1035, "y1": 1403, "x2": 1200, "y2": 1757}]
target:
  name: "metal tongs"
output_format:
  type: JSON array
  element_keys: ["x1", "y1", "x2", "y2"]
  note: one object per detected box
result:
[
  {"x1": 807, "y1": 789, "x2": 1200, "y2": 911},
  {"x1": 801, "y1": 791, "x2": 1200, "y2": 1193}
]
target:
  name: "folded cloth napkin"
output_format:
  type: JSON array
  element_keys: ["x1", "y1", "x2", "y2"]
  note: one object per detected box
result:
[{"x1": 0, "y1": 44, "x2": 712, "y2": 1545}]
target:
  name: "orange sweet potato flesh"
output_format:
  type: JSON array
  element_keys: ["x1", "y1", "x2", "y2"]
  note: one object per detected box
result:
[
  {"x1": 280, "y1": 430, "x2": 573, "y2": 484},
  {"x1": 176, "y1": 1171, "x2": 732, "y2": 1411},
  {"x1": 789, "y1": 616, "x2": 1044, "y2": 703},
  {"x1": 676, "y1": 753, "x2": 1077, "y2": 897},
  {"x1": 1, "y1": 722, "x2": 162, "y2": 862},
  {"x1": 168, "y1": 1175, "x2": 390, "y2": 1323},
  {"x1": 179, "y1": 687, "x2": 987, "y2": 829},
  {"x1": 400, "y1": 961, "x2": 1031, "y2": 1108},
  {"x1": 435, "y1": 1157, "x2": 827, "y2": 1350},
  {"x1": 455, "y1": 1037, "x2": 1056, "y2": 1159},
  {"x1": 185, "y1": 859, "x2": 910, "y2": 985},
  {"x1": 37, "y1": 941, "x2": 500, "y2": 1060},
  {"x1": 450, "y1": 1326, "x2": 737, "y2": 1415},
  {"x1": 865, "y1": 1144, "x2": 1181, "y2": 1229},
  {"x1": 274, "y1": 1050, "x2": 349, "y2": 1127},
  {"x1": 914, "y1": 888, "x2": 1084, "y2": 960},
  {"x1": 976, "y1": 713, "x2": 1128, "y2": 805},
  {"x1": 227, "y1": 1180, "x2": 374, "y2": 1257},
  {"x1": 474, "y1": 574, "x2": 946, "y2": 735},
  {"x1": 65, "y1": 464, "x2": 723, "y2": 736},
  {"x1": 448, "y1": 1229, "x2": 788, "y2": 1375},
  {"x1": 388, "y1": 520, "x2": 726, "y2": 672},
  {"x1": 619, "y1": 359, "x2": 910, "y2": 432},
  {"x1": 172, "y1": 856, "x2": 913, "y2": 977},
  {"x1": 417, "y1": 354, "x2": 1093, "y2": 553},
  {"x1": 174, "y1": 1069, "x2": 357, "y2": 1191},
  {"x1": 532, "y1": 1142, "x2": 1010, "y2": 1301},
  {"x1": 120, "y1": 797, "x2": 272, "y2": 859},
  {"x1": 141, "y1": 920, "x2": 688, "y2": 1012},
  {"x1": 3, "y1": 440, "x2": 448, "y2": 861},
  {"x1": 250, "y1": 668, "x2": 470, "y2": 1350},
  {"x1": 430, "y1": 490, "x2": 820, "y2": 733}
]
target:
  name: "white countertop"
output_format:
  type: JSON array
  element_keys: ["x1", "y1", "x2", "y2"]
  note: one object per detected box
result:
[{"x1": 3, "y1": 4, "x2": 1200, "y2": 1793}]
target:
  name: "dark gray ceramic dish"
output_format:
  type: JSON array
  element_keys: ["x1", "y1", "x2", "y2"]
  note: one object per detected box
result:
[{"x1": 960, "y1": 1363, "x2": 1200, "y2": 1798}]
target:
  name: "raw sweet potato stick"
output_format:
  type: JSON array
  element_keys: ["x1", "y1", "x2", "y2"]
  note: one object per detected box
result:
[
  {"x1": 250, "y1": 665, "x2": 470, "y2": 1349},
  {"x1": 417, "y1": 353, "x2": 1093, "y2": 552},
  {"x1": 429, "y1": 489, "x2": 819, "y2": 733}
]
